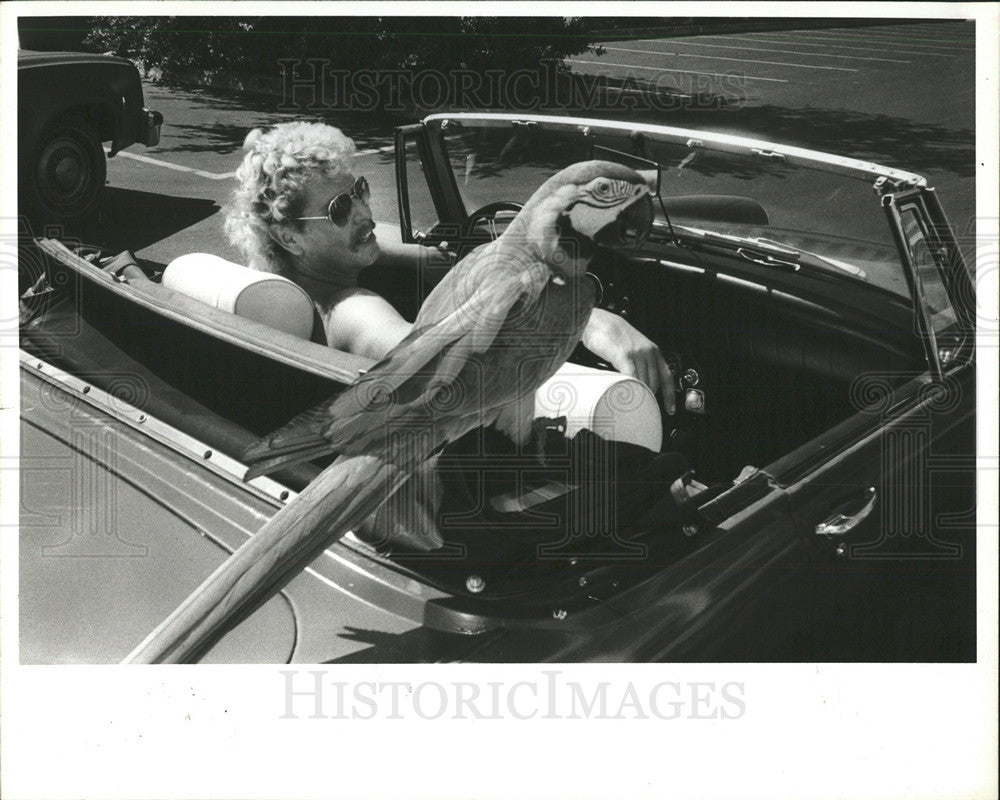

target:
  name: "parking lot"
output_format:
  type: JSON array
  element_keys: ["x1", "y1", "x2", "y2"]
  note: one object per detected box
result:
[{"x1": 89, "y1": 20, "x2": 975, "y2": 266}]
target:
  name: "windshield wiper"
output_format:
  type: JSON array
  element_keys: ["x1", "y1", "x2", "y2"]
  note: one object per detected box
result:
[
  {"x1": 660, "y1": 224, "x2": 800, "y2": 268},
  {"x1": 654, "y1": 223, "x2": 869, "y2": 280},
  {"x1": 735, "y1": 243, "x2": 800, "y2": 271}
]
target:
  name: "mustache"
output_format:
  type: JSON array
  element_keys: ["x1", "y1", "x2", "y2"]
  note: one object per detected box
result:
[{"x1": 352, "y1": 220, "x2": 375, "y2": 245}]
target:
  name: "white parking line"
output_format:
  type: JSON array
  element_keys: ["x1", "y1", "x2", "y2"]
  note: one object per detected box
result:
[
  {"x1": 113, "y1": 150, "x2": 236, "y2": 180},
  {"x1": 112, "y1": 143, "x2": 395, "y2": 180},
  {"x1": 565, "y1": 58, "x2": 789, "y2": 83},
  {"x1": 762, "y1": 30, "x2": 975, "y2": 52},
  {"x1": 876, "y1": 24, "x2": 974, "y2": 34},
  {"x1": 604, "y1": 84, "x2": 692, "y2": 100},
  {"x1": 696, "y1": 34, "x2": 954, "y2": 57},
  {"x1": 355, "y1": 145, "x2": 396, "y2": 157},
  {"x1": 880, "y1": 29, "x2": 974, "y2": 40},
  {"x1": 809, "y1": 26, "x2": 972, "y2": 39},
  {"x1": 799, "y1": 29, "x2": 975, "y2": 50},
  {"x1": 599, "y1": 45, "x2": 859, "y2": 71},
  {"x1": 604, "y1": 41, "x2": 909, "y2": 63}
]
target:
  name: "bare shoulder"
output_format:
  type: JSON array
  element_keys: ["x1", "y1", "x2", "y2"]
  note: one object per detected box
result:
[
  {"x1": 322, "y1": 288, "x2": 412, "y2": 359},
  {"x1": 329, "y1": 287, "x2": 403, "y2": 320}
]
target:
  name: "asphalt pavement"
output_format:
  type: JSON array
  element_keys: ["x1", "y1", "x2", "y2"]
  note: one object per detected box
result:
[{"x1": 93, "y1": 20, "x2": 976, "y2": 266}]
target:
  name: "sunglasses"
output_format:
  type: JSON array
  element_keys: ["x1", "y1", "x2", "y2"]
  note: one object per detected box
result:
[{"x1": 295, "y1": 176, "x2": 370, "y2": 226}]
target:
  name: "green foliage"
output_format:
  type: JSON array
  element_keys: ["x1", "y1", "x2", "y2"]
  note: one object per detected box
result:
[{"x1": 84, "y1": 16, "x2": 599, "y2": 76}]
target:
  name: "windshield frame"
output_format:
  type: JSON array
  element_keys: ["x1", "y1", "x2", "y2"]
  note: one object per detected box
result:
[
  {"x1": 414, "y1": 112, "x2": 931, "y2": 296},
  {"x1": 422, "y1": 112, "x2": 928, "y2": 186}
]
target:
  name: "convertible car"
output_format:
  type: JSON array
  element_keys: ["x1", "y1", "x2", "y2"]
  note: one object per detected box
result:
[{"x1": 18, "y1": 113, "x2": 976, "y2": 663}]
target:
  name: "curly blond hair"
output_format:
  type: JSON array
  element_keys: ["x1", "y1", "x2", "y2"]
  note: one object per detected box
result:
[{"x1": 224, "y1": 122, "x2": 357, "y2": 273}]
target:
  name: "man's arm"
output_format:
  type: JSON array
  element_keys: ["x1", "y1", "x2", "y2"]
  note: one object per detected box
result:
[
  {"x1": 323, "y1": 289, "x2": 413, "y2": 360},
  {"x1": 372, "y1": 240, "x2": 428, "y2": 271},
  {"x1": 325, "y1": 242, "x2": 451, "y2": 358},
  {"x1": 373, "y1": 239, "x2": 453, "y2": 271},
  {"x1": 582, "y1": 309, "x2": 676, "y2": 415},
  {"x1": 372, "y1": 243, "x2": 675, "y2": 413}
]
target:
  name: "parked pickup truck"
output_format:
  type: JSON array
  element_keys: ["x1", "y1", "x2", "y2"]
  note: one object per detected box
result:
[{"x1": 17, "y1": 50, "x2": 163, "y2": 223}]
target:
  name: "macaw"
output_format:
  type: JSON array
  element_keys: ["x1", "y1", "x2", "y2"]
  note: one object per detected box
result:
[{"x1": 126, "y1": 160, "x2": 656, "y2": 663}]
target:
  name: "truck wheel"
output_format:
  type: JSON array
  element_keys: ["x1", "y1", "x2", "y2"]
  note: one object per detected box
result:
[{"x1": 28, "y1": 117, "x2": 107, "y2": 221}]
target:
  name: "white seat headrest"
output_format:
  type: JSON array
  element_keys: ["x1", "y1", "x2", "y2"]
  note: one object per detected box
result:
[
  {"x1": 535, "y1": 363, "x2": 662, "y2": 451},
  {"x1": 163, "y1": 253, "x2": 314, "y2": 340}
]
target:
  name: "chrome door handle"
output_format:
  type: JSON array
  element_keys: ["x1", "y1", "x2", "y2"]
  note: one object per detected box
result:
[{"x1": 815, "y1": 487, "x2": 877, "y2": 536}]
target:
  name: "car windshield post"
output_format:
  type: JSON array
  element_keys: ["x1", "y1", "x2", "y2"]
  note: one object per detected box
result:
[{"x1": 881, "y1": 188, "x2": 959, "y2": 380}]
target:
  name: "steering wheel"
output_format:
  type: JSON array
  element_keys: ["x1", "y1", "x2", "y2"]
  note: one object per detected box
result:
[{"x1": 460, "y1": 201, "x2": 524, "y2": 240}]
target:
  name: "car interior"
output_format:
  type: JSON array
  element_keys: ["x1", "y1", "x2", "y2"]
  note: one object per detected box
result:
[{"x1": 20, "y1": 117, "x2": 933, "y2": 602}]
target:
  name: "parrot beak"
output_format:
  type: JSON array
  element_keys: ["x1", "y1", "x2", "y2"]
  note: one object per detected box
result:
[
  {"x1": 598, "y1": 192, "x2": 654, "y2": 249},
  {"x1": 623, "y1": 192, "x2": 654, "y2": 249}
]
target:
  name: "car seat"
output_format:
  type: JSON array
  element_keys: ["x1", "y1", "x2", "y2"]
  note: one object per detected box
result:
[{"x1": 163, "y1": 253, "x2": 315, "y2": 340}]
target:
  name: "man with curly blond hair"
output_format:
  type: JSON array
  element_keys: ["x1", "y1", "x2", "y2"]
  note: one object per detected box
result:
[
  {"x1": 224, "y1": 122, "x2": 361, "y2": 274},
  {"x1": 224, "y1": 121, "x2": 413, "y2": 358},
  {"x1": 225, "y1": 121, "x2": 675, "y2": 404}
]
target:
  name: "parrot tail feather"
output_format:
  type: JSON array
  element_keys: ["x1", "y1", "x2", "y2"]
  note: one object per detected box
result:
[
  {"x1": 125, "y1": 454, "x2": 406, "y2": 663},
  {"x1": 243, "y1": 444, "x2": 334, "y2": 481},
  {"x1": 242, "y1": 399, "x2": 342, "y2": 478}
]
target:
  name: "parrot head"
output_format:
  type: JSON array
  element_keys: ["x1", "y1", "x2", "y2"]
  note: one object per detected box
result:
[{"x1": 514, "y1": 160, "x2": 657, "y2": 270}]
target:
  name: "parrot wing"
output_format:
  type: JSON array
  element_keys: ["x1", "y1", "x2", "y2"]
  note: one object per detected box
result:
[{"x1": 243, "y1": 251, "x2": 540, "y2": 477}]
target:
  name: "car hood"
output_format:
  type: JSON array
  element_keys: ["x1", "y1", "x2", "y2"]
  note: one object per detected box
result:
[{"x1": 17, "y1": 49, "x2": 138, "y2": 69}]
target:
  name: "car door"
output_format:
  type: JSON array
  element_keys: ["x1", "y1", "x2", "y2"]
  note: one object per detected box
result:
[
  {"x1": 761, "y1": 184, "x2": 977, "y2": 661},
  {"x1": 614, "y1": 191, "x2": 976, "y2": 662}
]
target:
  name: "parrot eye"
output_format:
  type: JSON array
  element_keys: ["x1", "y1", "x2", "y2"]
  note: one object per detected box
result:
[{"x1": 595, "y1": 181, "x2": 611, "y2": 195}]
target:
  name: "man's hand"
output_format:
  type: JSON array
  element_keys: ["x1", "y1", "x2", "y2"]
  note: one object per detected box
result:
[{"x1": 582, "y1": 308, "x2": 676, "y2": 415}]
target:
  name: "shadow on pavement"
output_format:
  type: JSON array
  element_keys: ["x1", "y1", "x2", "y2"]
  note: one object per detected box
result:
[
  {"x1": 97, "y1": 187, "x2": 219, "y2": 253},
  {"x1": 324, "y1": 624, "x2": 510, "y2": 664},
  {"x1": 140, "y1": 68, "x2": 973, "y2": 176},
  {"x1": 556, "y1": 77, "x2": 974, "y2": 176},
  {"x1": 665, "y1": 104, "x2": 975, "y2": 177},
  {"x1": 18, "y1": 190, "x2": 216, "y2": 257},
  {"x1": 164, "y1": 120, "x2": 401, "y2": 161},
  {"x1": 144, "y1": 82, "x2": 407, "y2": 156}
]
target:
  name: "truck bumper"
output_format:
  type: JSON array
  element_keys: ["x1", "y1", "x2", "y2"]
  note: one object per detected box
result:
[{"x1": 140, "y1": 108, "x2": 163, "y2": 147}]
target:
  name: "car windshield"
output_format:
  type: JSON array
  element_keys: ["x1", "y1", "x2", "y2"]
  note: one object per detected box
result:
[{"x1": 434, "y1": 118, "x2": 911, "y2": 298}]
